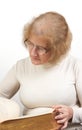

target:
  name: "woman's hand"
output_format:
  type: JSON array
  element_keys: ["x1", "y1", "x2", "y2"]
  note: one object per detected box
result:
[{"x1": 52, "y1": 105, "x2": 73, "y2": 129}]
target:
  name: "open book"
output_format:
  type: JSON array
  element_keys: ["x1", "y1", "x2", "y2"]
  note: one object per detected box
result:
[{"x1": 0, "y1": 113, "x2": 62, "y2": 130}]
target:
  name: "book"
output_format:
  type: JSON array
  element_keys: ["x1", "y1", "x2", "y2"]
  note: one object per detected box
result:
[{"x1": 0, "y1": 113, "x2": 62, "y2": 130}]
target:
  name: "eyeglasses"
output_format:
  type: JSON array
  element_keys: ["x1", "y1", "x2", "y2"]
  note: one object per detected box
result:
[{"x1": 24, "y1": 39, "x2": 52, "y2": 55}]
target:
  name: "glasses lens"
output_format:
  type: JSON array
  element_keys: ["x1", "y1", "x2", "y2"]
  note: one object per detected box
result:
[
  {"x1": 25, "y1": 40, "x2": 51, "y2": 55},
  {"x1": 37, "y1": 47, "x2": 46, "y2": 55}
]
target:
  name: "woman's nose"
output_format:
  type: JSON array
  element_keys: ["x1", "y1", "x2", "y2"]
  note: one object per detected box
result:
[{"x1": 30, "y1": 46, "x2": 38, "y2": 56}]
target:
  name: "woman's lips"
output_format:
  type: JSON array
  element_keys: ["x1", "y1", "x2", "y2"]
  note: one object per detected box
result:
[{"x1": 31, "y1": 57, "x2": 40, "y2": 60}]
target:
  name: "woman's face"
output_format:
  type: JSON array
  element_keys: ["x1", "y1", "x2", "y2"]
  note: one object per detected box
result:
[{"x1": 27, "y1": 34, "x2": 53, "y2": 65}]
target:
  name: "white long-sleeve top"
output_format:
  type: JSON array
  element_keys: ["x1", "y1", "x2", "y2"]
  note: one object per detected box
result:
[{"x1": 0, "y1": 53, "x2": 82, "y2": 123}]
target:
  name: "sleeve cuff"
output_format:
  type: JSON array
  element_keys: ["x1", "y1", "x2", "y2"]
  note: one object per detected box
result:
[{"x1": 71, "y1": 105, "x2": 82, "y2": 123}]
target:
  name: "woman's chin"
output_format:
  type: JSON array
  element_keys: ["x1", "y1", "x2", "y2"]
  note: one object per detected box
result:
[{"x1": 31, "y1": 59, "x2": 41, "y2": 65}]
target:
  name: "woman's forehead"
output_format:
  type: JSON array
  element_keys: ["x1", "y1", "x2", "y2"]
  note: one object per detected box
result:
[{"x1": 29, "y1": 34, "x2": 52, "y2": 47}]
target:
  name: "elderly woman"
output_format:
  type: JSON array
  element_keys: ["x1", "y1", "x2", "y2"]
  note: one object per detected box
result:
[{"x1": 0, "y1": 11, "x2": 82, "y2": 129}]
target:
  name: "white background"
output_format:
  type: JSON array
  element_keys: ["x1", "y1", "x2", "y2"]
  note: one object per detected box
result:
[{"x1": 0, "y1": 0, "x2": 82, "y2": 112}]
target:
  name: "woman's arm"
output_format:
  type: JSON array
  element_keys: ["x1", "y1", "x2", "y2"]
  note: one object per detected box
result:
[
  {"x1": 0, "y1": 65, "x2": 21, "y2": 122},
  {"x1": 72, "y1": 60, "x2": 82, "y2": 123},
  {"x1": 52, "y1": 59, "x2": 82, "y2": 129},
  {"x1": 0, "y1": 65, "x2": 20, "y2": 98}
]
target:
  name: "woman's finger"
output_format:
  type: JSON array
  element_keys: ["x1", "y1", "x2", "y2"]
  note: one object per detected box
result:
[
  {"x1": 55, "y1": 113, "x2": 65, "y2": 120},
  {"x1": 57, "y1": 117, "x2": 67, "y2": 124},
  {"x1": 61, "y1": 121, "x2": 68, "y2": 129}
]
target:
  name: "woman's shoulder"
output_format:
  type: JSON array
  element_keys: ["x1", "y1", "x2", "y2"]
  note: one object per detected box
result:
[
  {"x1": 69, "y1": 54, "x2": 82, "y2": 71},
  {"x1": 70, "y1": 55, "x2": 82, "y2": 64},
  {"x1": 16, "y1": 57, "x2": 30, "y2": 65},
  {"x1": 62, "y1": 53, "x2": 82, "y2": 71},
  {"x1": 66, "y1": 53, "x2": 82, "y2": 64},
  {"x1": 15, "y1": 57, "x2": 31, "y2": 71}
]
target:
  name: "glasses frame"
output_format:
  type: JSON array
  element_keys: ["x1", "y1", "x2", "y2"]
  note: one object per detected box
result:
[{"x1": 24, "y1": 39, "x2": 52, "y2": 55}]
